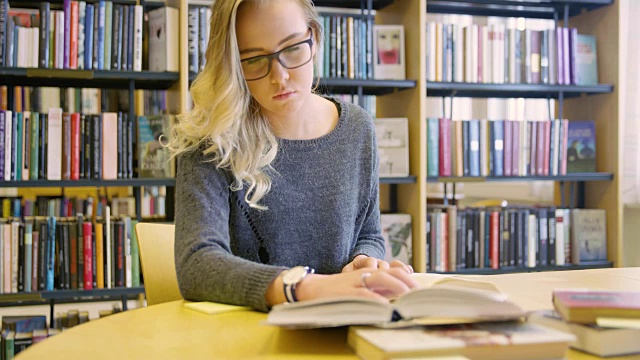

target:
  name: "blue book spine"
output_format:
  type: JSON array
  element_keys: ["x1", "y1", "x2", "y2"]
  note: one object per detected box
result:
[
  {"x1": 493, "y1": 120, "x2": 504, "y2": 177},
  {"x1": 46, "y1": 216, "x2": 56, "y2": 291},
  {"x1": 426, "y1": 117, "x2": 439, "y2": 177},
  {"x1": 469, "y1": 119, "x2": 480, "y2": 177},
  {"x1": 97, "y1": 1, "x2": 106, "y2": 70},
  {"x1": 85, "y1": 4, "x2": 94, "y2": 69}
]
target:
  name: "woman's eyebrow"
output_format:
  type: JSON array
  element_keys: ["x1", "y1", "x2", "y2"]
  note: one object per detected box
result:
[{"x1": 239, "y1": 31, "x2": 306, "y2": 55}]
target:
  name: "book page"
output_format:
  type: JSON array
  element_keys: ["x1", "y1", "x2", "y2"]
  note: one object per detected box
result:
[{"x1": 412, "y1": 273, "x2": 502, "y2": 294}]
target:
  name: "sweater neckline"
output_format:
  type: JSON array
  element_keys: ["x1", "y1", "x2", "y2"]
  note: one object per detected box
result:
[{"x1": 277, "y1": 96, "x2": 346, "y2": 149}]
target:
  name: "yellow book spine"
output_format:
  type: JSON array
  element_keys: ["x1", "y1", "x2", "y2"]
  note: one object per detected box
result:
[{"x1": 95, "y1": 222, "x2": 104, "y2": 289}]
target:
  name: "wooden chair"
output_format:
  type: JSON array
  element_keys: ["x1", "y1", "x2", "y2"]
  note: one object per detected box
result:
[{"x1": 135, "y1": 223, "x2": 183, "y2": 306}]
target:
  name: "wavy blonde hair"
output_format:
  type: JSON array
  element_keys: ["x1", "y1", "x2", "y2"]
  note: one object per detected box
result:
[{"x1": 169, "y1": 0, "x2": 323, "y2": 209}]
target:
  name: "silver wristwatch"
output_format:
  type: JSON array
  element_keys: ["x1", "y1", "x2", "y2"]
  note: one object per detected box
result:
[{"x1": 282, "y1": 266, "x2": 314, "y2": 303}]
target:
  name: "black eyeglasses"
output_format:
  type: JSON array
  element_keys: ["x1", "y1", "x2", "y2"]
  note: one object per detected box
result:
[{"x1": 240, "y1": 29, "x2": 314, "y2": 81}]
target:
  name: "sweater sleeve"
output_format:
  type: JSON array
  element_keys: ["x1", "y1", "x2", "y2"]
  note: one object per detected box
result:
[
  {"x1": 174, "y1": 150, "x2": 287, "y2": 312},
  {"x1": 349, "y1": 118, "x2": 386, "y2": 261}
]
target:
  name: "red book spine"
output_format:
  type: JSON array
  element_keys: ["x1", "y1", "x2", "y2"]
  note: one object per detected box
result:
[
  {"x1": 490, "y1": 211, "x2": 500, "y2": 269},
  {"x1": 70, "y1": 113, "x2": 81, "y2": 180},
  {"x1": 117, "y1": 223, "x2": 124, "y2": 287},
  {"x1": 439, "y1": 118, "x2": 451, "y2": 176},
  {"x1": 83, "y1": 222, "x2": 93, "y2": 290},
  {"x1": 69, "y1": 1, "x2": 79, "y2": 69}
]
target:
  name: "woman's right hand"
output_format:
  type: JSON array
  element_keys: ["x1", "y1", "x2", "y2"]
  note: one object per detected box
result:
[{"x1": 295, "y1": 268, "x2": 418, "y2": 303}]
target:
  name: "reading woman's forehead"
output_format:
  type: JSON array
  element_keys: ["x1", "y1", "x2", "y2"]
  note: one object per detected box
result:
[{"x1": 235, "y1": 0, "x2": 308, "y2": 51}]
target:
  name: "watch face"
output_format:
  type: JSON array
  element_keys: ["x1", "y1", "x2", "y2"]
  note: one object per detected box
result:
[{"x1": 283, "y1": 266, "x2": 308, "y2": 285}]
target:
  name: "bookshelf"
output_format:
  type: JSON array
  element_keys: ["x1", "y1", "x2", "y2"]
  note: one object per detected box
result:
[
  {"x1": 0, "y1": 0, "x2": 182, "y2": 310},
  {"x1": 424, "y1": 0, "x2": 622, "y2": 274}
]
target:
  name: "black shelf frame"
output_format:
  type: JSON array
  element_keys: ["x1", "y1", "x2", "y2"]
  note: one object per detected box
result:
[
  {"x1": 434, "y1": 261, "x2": 613, "y2": 275},
  {"x1": 0, "y1": 287, "x2": 145, "y2": 327},
  {"x1": 314, "y1": 0, "x2": 394, "y2": 10},
  {"x1": 427, "y1": 0, "x2": 613, "y2": 19},
  {"x1": 0, "y1": 68, "x2": 179, "y2": 90},
  {"x1": 427, "y1": 173, "x2": 613, "y2": 183},
  {"x1": 0, "y1": 178, "x2": 176, "y2": 188},
  {"x1": 380, "y1": 176, "x2": 417, "y2": 184},
  {"x1": 318, "y1": 78, "x2": 417, "y2": 96},
  {"x1": 427, "y1": 82, "x2": 614, "y2": 99}
]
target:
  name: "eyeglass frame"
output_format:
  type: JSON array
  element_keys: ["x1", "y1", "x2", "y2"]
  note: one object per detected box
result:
[{"x1": 240, "y1": 28, "x2": 314, "y2": 81}]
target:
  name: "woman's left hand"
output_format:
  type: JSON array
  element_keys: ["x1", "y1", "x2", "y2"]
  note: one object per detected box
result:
[{"x1": 342, "y1": 254, "x2": 413, "y2": 274}]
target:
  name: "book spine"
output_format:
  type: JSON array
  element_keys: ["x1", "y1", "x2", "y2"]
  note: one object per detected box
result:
[
  {"x1": 4, "y1": 110, "x2": 11, "y2": 181},
  {"x1": 83, "y1": 222, "x2": 93, "y2": 290},
  {"x1": 84, "y1": 4, "x2": 93, "y2": 69},
  {"x1": 77, "y1": 1, "x2": 85, "y2": 69},
  {"x1": 31, "y1": 229, "x2": 38, "y2": 292},
  {"x1": 46, "y1": 217, "x2": 55, "y2": 291},
  {"x1": 133, "y1": 5, "x2": 142, "y2": 71},
  {"x1": 103, "y1": 1, "x2": 112, "y2": 70},
  {"x1": 70, "y1": 113, "x2": 80, "y2": 180},
  {"x1": 97, "y1": 0, "x2": 105, "y2": 70},
  {"x1": 29, "y1": 112, "x2": 39, "y2": 180},
  {"x1": 112, "y1": 4, "x2": 121, "y2": 70},
  {"x1": 69, "y1": 1, "x2": 79, "y2": 69},
  {"x1": 39, "y1": 2, "x2": 51, "y2": 68},
  {"x1": 0, "y1": 111, "x2": 5, "y2": 178},
  {"x1": 63, "y1": 0, "x2": 71, "y2": 68},
  {"x1": 95, "y1": 222, "x2": 104, "y2": 288}
]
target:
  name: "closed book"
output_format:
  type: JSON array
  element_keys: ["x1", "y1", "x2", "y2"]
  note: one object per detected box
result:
[
  {"x1": 438, "y1": 118, "x2": 451, "y2": 176},
  {"x1": 69, "y1": 1, "x2": 79, "y2": 69},
  {"x1": 553, "y1": 290, "x2": 640, "y2": 324},
  {"x1": 39, "y1": 2, "x2": 50, "y2": 68},
  {"x1": 101, "y1": 112, "x2": 118, "y2": 180},
  {"x1": 575, "y1": 34, "x2": 598, "y2": 85},
  {"x1": 267, "y1": 275, "x2": 525, "y2": 328},
  {"x1": 566, "y1": 120, "x2": 596, "y2": 173},
  {"x1": 348, "y1": 321, "x2": 574, "y2": 360},
  {"x1": 570, "y1": 208, "x2": 606, "y2": 263},
  {"x1": 149, "y1": 6, "x2": 179, "y2": 72},
  {"x1": 529, "y1": 309, "x2": 640, "y2": 357},
  {"x1": 426, "y1": 117, "x2": 439, "y2": 177},
  {"x1": 83, "y1": 221, "x2": 93, "y2": 290},
  {"x1": 137, "y1": 115, "x2": 175, "y2": 178}
]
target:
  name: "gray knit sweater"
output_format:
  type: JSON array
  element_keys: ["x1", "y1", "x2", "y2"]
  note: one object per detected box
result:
[{"x1": 174, "y1": 97, "x2": 385, "y2": 312}]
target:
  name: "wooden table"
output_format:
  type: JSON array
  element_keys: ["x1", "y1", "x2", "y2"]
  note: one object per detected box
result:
[{"x1": 16, "y1": 268, "x2": 640, "y2": 359}]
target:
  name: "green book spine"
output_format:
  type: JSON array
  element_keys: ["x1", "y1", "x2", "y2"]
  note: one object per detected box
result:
[
  {"x1": 104, "y1": 1, "x2": 113, "y2": 71},
  {"x1": 129, "y1": 219, "x2": 140, "y2": 287},
  {"x1": 427, "y1": 117, "x2": 440, "y2": 177},
  {"x1": 29, "y1": 112, "x2": 39, "y2": 180}
]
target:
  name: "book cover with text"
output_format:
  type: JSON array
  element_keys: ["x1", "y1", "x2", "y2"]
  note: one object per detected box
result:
[{"x1": 566, "y1": 121, "x2": 596, "y2": 173}]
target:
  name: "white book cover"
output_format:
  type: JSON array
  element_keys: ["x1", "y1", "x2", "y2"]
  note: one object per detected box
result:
[
  {"x1": 454, "y1": 24, "x2": 464, "y2": 82},
  {"x1": 381, "y1": 213, "x2": 412, "y2": 265},
  {"x1": 548, "y1": 29, "x2": 557, "y2": 85},
  {"x1": 133, "y1": 5, "x2": 143, "y2": 72},
  {"x1": 47, "y1": 108, "x2": 62, "y2": 180},
  {"x1": 527, "y1": 213, "x2": 537, "y2": 268},
  {"x1": 480, "y1": 119, "x2": 488, "y2": 176},
  {"x1": 0, "y1": 225, "x2": 3, "y2": 293},
  {"x1": 471, "y1": 24, "x2": 478, "y2": 83},
  {"x1": 552, "y1": 119, "x2": 561, "y2": 175},
  {"x1": 101, "y1": 112, "x2": 118, "y2": 180},
  {"x1": 509, "y1": 28, "x2": 517, "y2": 83},
  {"x1": 56, "y1": 11, "x2": 64, "y2": 69},
  {"x1": 11, "y1": 221, "x2": 19, "y2": 293},
  {"x1": 375, "y1": 118, "x2": 409, "y2": 177},
  {"x1": 149, "y1": 6, "x2": 179, "y2": 72},
  {"x1": 481, "y1": 25, "x2": 490, "y2": 83},
  {"x1": 427, "y1": 22, "x2": 436, "y2": 81},
  {"x1": 464, "y1": 25, "x2": 472, "y2": 82},
  {"x1": 4, "y1": 111, "x2": 11, "y2": 181}
]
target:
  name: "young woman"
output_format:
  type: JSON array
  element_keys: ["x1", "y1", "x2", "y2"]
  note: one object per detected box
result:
[{"x1": 170, "y1": 0, "x2": 416, "y2": 312}]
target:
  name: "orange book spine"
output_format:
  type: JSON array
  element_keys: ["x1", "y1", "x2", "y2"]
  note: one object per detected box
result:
[
  {"x1": 490, "y1": 211, "x2": 500, "y2": 269},
  {"x1": 69, "y1": 1, "x2": 79, "y2": 69},
  {"x1": 95, "y1": 222, "x2": 104, "y2": 289}
]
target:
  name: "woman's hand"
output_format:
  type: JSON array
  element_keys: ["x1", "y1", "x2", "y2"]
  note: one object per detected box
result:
[
  {"x1": 296, "y1": 268, "x2": 418, "y2": 303},
  {"x1": 342, "y1": 254, "x2": 414, "y2": 274}
]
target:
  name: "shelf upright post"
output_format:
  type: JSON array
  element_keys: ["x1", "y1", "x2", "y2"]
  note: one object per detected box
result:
[
  {"x1": 560, "y1": 181, "x2": 566, "y2": 208},
  {"x1": 7, "y1": 83, "x2": 13, "y2": 111},
  {"x1": 443, "y1": 182, "x2": 448, "y2": 206},
  {"x1": 389, "y1": 184, "x2": 398, "y2": 213},
  {"x1": 49, "y1": 299, "x2": 55, "y2": 328}
]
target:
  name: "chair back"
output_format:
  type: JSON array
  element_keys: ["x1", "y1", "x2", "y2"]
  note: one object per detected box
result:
[{"x1": 135, "y1": 222, "x2": 183, "y2": 306}]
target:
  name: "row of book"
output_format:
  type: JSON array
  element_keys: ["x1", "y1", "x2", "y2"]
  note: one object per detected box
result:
[
  {"x1": 187, "y1": 6, "x2": 211, "y2": 75},
  {"x1": 1, "y1": 190, "x2": 169, "y2": 221},
  {"x1": 332, "y1": 94, "x2": 376, "y2": 117},
  {"x1": 0, "y1": 110, "x2": 175, "y2": 181},
  {"x1": 427, "y1": 118, "x2": 596, "y2": 177},
  {"x1": 0, "y1": 213, "x2": 141, "y2": 294},
  {"x1": 0, "y1": 86, "x2": 169, "y2": 117},
  {"x1": 0, "y1": 1, "x2": 146, "y2": 71},
  {"x1": 426, "y1": 22, "x2": 598, "y2": 85},
  {"x1": 426, "y1": 206, "x2": 606, "y2": 273}
]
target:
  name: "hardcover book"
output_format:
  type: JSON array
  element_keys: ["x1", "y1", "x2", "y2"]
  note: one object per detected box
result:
[
  {"x1": 348, "y1": 321, "x2": 575, "y2": 360},
  {"x1": 380, "y1": 213, "x2": 412, "y2": 265},
  {"x1": 137, "y1": 115, "x2": 174, "y2": 178},
  {"x1": 374, "y1": 118, "x2": 409, "y2": 177},
  {"x1": 570, "y1": 209, "x2": 606, "y2": 263},
  {"x1": 552, "y1": 289, "x2": 640, "y2": 324},
  {"x1": 575, "y1": 34, "x2": 598, "y2": 85},
  {"x1": 529, "y1": 309, "x2": 640, "y2": 357},
  {"x1": 566, "y1": 121, "x2": 596, "y2": 173},
  {"x1": 266, "y1": 275, "x2": 526, "y2": 328}
]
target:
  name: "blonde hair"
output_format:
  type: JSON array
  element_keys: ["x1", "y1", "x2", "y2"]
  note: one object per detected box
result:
[{"x1": 169, "y1": 0, "x2": 323, "y2": 209}]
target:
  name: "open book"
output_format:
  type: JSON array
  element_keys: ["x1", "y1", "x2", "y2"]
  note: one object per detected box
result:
[{"x1": 266, "y1": 274, "x2": 526, "y2": 328}]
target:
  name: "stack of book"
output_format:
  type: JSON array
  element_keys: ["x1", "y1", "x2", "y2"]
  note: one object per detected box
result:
[{"x1": 529, "y1": 289, "x2": 640, "y2": 357}]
